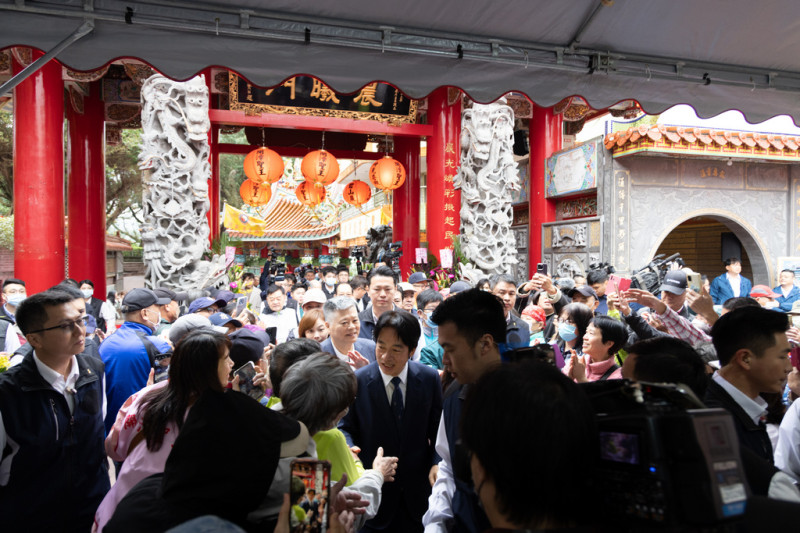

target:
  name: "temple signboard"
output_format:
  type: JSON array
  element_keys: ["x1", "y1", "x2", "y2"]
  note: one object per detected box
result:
[{"x1": 229, "y1": 74, "x2": 417, "y2": 124}]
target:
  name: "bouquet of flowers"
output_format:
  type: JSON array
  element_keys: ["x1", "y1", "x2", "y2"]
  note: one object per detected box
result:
[{"x1": 0, "y1": 353, "x2": 10, "y2": 373}]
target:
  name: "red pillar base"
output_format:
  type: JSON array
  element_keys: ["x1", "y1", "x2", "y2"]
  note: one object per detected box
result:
[{"x1": 392, "y1": 137, "x2": 421, "y2": 279}]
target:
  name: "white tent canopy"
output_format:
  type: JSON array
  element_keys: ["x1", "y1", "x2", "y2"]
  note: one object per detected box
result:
[{"x1": 3, "y1": 0, "x2": 800, "y2": 123}]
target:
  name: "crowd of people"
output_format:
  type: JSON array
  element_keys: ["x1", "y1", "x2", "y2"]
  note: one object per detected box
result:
[{"x1": 2, "y1": 255, "x2": 800, "y2": 531}]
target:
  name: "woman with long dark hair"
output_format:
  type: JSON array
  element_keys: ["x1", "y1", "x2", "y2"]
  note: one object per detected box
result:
[{"x1": 93, "y1": 330, "x2": 233, "y2": 532}]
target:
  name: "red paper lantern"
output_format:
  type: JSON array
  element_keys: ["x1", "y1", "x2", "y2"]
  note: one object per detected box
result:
[
  {"x1": 296, "y1": 181, "x2": 327, "y2": 206},
  {"x1": 239, "y1": 179, "x2": 272, "y2": 206},
  {"x1": 301, "y1": 149, "x2": 340, "y2": 187},
  {"x1": 342, "y1": 180, "x2": 372, "y2": 208},
  {"x1": 243, "y1": 147, "x2": 284, "y2": 184},
  {"x1": 369, "y1": 156, "x2": 406, "y2": 191}
]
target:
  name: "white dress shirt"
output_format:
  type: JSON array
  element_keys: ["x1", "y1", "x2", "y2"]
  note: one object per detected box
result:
[
  {"x1": 727, "y1": 273, "x2": 742, "y2": 298},
  {"x1": 712, "y1": 372, "x2": 767, "y2": 425},
  {"x1": 378, "y1": 362, "x2": 408, "y2": 407}
]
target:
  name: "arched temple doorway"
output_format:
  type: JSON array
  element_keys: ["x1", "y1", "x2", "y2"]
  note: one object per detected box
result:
[{"x1": 649, "y1": 214, "x2": 770, "y2": 286}]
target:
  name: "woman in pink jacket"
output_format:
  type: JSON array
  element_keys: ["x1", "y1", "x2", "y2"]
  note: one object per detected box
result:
[
  {"x1": 564, "y1": 315, "x2": 627, "y2": 382},
  {"x1": 93, "y1": 330, "x2": 234, "y2": 532}
]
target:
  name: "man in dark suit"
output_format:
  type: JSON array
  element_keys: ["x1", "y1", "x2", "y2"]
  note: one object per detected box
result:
[
  {"x1": 320, "y1": 296, "x2": 376, "y2": 369},
  {"x1": 340, "y1": 310, "x2": 442, "y2": 532},
  {"x1": 490, "y1": 274, "x2": 530, "y2": 349},
  {"x1": 359, "y1": 266, "x2": 398, "y2": 341},
  {"x1": 705, "y1": 306, "x2": 792, "y2": 463}
]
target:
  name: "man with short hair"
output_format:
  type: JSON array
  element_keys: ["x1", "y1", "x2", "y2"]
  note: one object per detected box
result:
[
  {"x1": 358, "y1": 266, "x2": 398, "y2": 341},
  {"x1": 99, "y1": 288, "x2": 172, "y2": 433},
  {"x1": 321, "y1": 296, "x2": 375, "y2": 368},
  {"x1": 341, "y1": 310, "x2": 443, "y2": 532},
  {"x1": 334, "y1": 282, "x2": 353, "y2": 298},
  {"x1": 0, "y1": 278, "x2": 25, "y2": 353},
  {"x1": 775, "y1": 269, "x2": 800, "y2": 312},
  {"x1": 586, "y1": 269, "x2": 610, "y2": 314},
  {"x1": 423, "y1": 289, "x2": 507, "y2": 533},
  {"x1": 337, "y1": 265, "x2": 350, "y2": 284},
  {"x1": 0, "y1": 288, "x2": 110, "y2": 530},
  {"x1": 259, "y1": 285, "x2": 299, "y2": 344},
  {"x1": 705, "y1": 306, "x2": 792, "y2": 463},
  {"x1": 490, "y1": 274, "x2": 530, "y2": 349},
  {"x1": 321, "y1": 266, "x2": 338, "y2": 300},
  {"x1": 351, "y1": 275, "x2": 370, "y2": 312},
  {"x1": 710, "y1": 257, "x2": 753, "y2": 305}
]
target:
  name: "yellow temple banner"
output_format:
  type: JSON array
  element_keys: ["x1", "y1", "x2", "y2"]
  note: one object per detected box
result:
[{"x1": 223, "y1": 203, "x2": 267, "y2": 234}]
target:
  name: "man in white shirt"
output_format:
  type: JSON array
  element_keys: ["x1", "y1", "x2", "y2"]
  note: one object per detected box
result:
[
  {"x1": 705, "y1": 306, "x2": 792, "y2": 463},
  {"x1": 0, "y1": 287, "x2": 109, "y2": 530}
]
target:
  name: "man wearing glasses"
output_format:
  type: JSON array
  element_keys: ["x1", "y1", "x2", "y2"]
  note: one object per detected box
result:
[
  {"x1": 98, "y1": 288, "x2": 171, "y2": 434},
  {"x1": 0, "y1": 287, "x2": 110, "y2": 530}
]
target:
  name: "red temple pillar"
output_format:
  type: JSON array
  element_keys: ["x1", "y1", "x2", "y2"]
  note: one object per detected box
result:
[
  {"x1": 528, "y1": 105, "x2": 562, "y2": 268},
  {"x1": 204, "y1": 70, "x2": 220, "y2": 245},
  {"x1": 13, "y1": 50, "x2": 66, "y2": 293},
  {"x1": 426, "y1": 88, "x2": 461, "y2": 263},
  {"x1": 67, "y1": 81, "x2": 107, "y2": 297},
  {"x1": 392, "y1": 136, "x2": 420, "y2": 279}
]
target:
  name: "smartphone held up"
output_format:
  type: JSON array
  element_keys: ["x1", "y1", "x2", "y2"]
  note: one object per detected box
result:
[{"x1": 289, "y1": 459, "x2": 331, "y2": 533}]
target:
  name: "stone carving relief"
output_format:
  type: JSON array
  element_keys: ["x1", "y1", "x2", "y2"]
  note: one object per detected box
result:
[
  {"x1": 139, "y1": 74, "x2": 228, "y2": 290},
  {"x1": 552, "y1": 224, "x2": 586, "y2": 248},
  {"x1": 454, "y1": 99, "x2": 519, "y2": 277},
  {"x1": 555, "y1": 257, "x2": 584, "y2": 279}
]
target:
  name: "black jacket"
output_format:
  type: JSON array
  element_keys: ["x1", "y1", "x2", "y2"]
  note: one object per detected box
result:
[
  {"x1": 704, "y1": 378, "x2": 774, "y2": 464},
  {"x1": 0, "y1": 352, "x2": 110, "y2": 531}
]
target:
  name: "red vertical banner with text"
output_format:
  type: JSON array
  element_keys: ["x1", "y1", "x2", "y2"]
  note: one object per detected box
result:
[{"x1": 427, "y1": 88, "x2": 462, "y2": 261}]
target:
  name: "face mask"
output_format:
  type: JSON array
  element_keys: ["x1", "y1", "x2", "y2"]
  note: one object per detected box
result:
[
  {"x1": 7, "y1": 295, "x2": 25, "y2": 307},
  {"x1": 558, "y1": 323, "x2": 577, "y2": 342},
  {"x1": 82, "y1": 289, "x2": 93, "y2": 299},
  {"x1": 143, "y1": 310, "x2": 158, "y2": 331},
  {"x1": 325, "y1": 278, "x2": 335, "y2": 287},
  {"x1": 424, "y1": 317, "x2": 438, "y2": 337}
]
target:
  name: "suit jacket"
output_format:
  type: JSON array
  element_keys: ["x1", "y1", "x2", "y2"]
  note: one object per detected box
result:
[
  {"x1": 709, "y1": 273, "x2": 752, "y2": 305},
  {"x1": 319, "y1": 337, "x2": 376, "y2": 365},
  {"x1": 704, "y1": 378, "x2": 773, "y2": 463},
  {"x1": 339, "y1": 361, "x2": 442, "y2": 529}
]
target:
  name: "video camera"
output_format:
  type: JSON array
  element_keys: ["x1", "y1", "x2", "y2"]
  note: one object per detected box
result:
[
  {"x1": 380, "y1": 241, "x2": 403, "y2": 275},
  {"x1": 630, "y1": 253, "x2": 681, "y2": 294},
  {"x1": 583, "y1": 380, "x2": 748, "y2": 531},
  {"x1": 589, "y1": 261, "x2": 616, "y2": 276}
]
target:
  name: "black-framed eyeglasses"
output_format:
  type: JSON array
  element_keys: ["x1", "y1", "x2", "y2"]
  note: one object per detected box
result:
[{"x1": 28, "y1": 316, "x2": 89, "y2": 334}]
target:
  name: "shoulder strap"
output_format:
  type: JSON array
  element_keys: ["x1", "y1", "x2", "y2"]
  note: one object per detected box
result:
[
  {"x1": 133, "y1": 330, "x2": 161, "y2": 367},
  {"x1": 599, "y1": 363, "x2": 620, "y2": 381}
]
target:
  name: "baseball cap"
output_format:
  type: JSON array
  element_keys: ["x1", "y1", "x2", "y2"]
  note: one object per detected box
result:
[
  {"x1": 398, "y1": 282, "x2": 415, "y2": 294},
  {"x1": 408, "y1": 272, "x2": 431, "y2": 284},
  {"x1": 303, "y1": 288, "x2": 327, "y2": 307},
  {"x1": 568, "y1": 285, "x2": 598, "y2": 300},
  {"x1": 659, "y1": 271, "x2": 687, "y2": 295},
  {"x1": 154, "y1": 287, "x2": 188, "y2": 303},
  {"x1": 448, "y1": 281, "x2": 472, "y2": 294},
  {"x1": 750, "y1": 285, "x2": 780, "y2": 298},
  {"x1": 188, "y1": 296, "x2": 227, "y2": 314},
  {"x1": 169, "y1": 314, "x2": 228, "y2": 345},
  {"x1": 229, "y1": 328, "x2": 266, "y2": 368},
  {"x1": 121, "y1": 288, "x2": 171, "y2": 313},
  {"x1": 215, "y1": 290, "x2": 236, "y2": 304},
  {"x1": 209, "y1": 312, "x2": 243, "y2": 329}
]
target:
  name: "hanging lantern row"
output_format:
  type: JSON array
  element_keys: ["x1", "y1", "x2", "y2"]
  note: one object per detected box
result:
[
  {"x1": 240, "y1": 141, "x2": 406, "y2": 208},
  {"x1": 239, "y1": 179, "x2": 272, "y2": 207}
]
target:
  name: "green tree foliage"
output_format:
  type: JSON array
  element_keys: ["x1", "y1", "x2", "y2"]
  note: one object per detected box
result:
[
  {"x1": 219, "y1": 128, "x2": 248, "y2": 209},
  {"x1": 0, "y1": 111, "x2": 13, "y2": 215},
  {"x1": 105, "y1": 128, "x2": 145, "y2": 242}
]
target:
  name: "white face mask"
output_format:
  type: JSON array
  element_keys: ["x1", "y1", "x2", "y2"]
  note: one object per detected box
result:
[
  {"x1": 325, "y1": 278, "x2": 336, "y2": 287},
  {"x1": 82, "y1": 289, "x2": 94, "y2": 299}
]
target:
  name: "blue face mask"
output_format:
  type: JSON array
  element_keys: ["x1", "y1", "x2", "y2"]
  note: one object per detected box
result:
[
  {"x1": 7, "y1": 295, "x2": 25, "y2": 307},
  {"x1": 424, "y1": 317, "x2": 438, "y2": 337},
  {"x1": 558, "y1": 323, "x2": 577, "y2": 342},
  {"x1": 82, "y1": 289, "x2": 94, "y2": 299}
]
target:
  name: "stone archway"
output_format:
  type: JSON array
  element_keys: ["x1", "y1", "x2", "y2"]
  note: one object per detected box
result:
[{"x1": 646, "y1": 209, "x2": 772, "y2": 285}]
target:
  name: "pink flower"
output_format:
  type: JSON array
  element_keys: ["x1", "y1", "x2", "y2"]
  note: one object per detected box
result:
[{"x1": 230, "y1": 282, "x2": 238, "y2": 289}]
